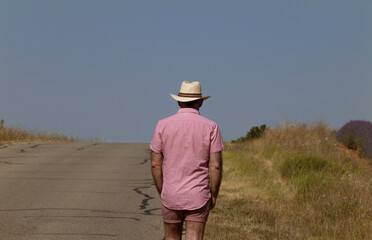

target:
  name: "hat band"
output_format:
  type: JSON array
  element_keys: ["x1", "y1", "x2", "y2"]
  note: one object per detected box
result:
[{"x1": 178, "y1": 92, "x2": 202, "y2": 98}]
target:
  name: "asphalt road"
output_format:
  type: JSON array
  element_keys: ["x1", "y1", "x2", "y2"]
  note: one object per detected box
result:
[{"x1": 0, "y1": 142, "x2": 164, "y2": 240}]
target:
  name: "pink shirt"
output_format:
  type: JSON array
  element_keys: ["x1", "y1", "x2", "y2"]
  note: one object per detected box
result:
[{"x1": 150, "y1": 108, "x2": 224, "y2": 210}]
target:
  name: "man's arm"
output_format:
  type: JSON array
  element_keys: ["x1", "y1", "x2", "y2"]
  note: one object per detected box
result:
[
  {"x1": 151, "y1": 151, "x2": 164, "y2": 196},
  {"x1": 210, "y1": 151, "x2": 223, "y2": 209}
]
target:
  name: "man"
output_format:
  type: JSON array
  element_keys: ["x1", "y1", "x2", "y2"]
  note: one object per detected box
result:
[{"x1": 150, "y1": 81, "x2": 224, "y2": 240}]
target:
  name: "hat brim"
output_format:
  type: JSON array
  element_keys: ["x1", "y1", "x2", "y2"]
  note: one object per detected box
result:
[{"x1": 170, "y1": 94, "x2": 211, "y2": 102}]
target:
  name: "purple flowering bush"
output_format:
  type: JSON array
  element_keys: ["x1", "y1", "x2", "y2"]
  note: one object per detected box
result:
[{"x1": 336, "y1": 120, "x2": 372, "y2": 159}]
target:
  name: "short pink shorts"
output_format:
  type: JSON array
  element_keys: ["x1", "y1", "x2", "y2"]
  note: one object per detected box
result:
[{"x1": 161, "y1": 199, "x2": 212, "y2": 223}]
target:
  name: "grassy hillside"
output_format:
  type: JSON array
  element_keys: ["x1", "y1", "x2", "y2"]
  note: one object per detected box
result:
[
  {"x1": 205, "y1": 123, "x2": 372, "y2": 240},
  {"x1": 0, "y1": 125, "x2": 76, "y2": 145}
]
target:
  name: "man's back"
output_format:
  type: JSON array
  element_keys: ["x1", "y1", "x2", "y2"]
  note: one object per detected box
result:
[{"x1": 150, "y1": 108, "x2": 224, "y2": 210}]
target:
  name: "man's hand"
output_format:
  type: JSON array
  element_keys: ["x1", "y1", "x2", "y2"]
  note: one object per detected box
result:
[
  {"x1": 151, "y1": 151, "x2": 164, "y2": 196},
  {"x1": 210, "y1": 151, "x2": 222, "y2": 209},
  {"x1": 211, "y1": 196, "x2": 217, "y2": 209}
]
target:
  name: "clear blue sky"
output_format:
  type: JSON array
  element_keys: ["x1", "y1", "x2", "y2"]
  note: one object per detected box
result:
[{"x1": 1, "y1": 1, "x2": 371, "y2": 142}]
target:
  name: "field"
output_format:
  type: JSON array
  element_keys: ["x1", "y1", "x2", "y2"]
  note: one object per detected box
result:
[
  {"x1": 205, "y1": 123, "x2": 372, "y2": 240},
  {"x1": 0, "y1": 125, "x2": 76, "y2": 145}
]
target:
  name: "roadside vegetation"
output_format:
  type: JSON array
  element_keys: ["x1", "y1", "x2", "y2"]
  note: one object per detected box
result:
[
  {"x1": 231, "y1": 124, "x2": 267, "y2": 143},
  {"x1": 0, "y1": 119, "x2": 76, "y2": 145},
  {"x1": 336, "y1": 120, "x2": 372, "y2": 160},
  {"x1": 205, "y1": 122, "x2": 372, "y2": 240}
]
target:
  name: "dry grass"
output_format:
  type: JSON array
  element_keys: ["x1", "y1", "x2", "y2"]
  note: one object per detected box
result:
[
  {"x1": 205, "y1": 122, "x2": 372, "y2": 240},
  {"x1": 0, "y1": 126, "x2": 76, "y2": 145}
]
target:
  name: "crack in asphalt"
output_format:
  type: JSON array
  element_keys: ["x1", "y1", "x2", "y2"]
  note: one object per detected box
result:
[
  {"x1": 133, "y1": 184, "x2": 155, "y2": 212},
  {"x1": 0, "y1": 207, "x2": 153, "y2": 216},
  {"x1": 140, "y1": 158, "x2": 149, "y2": 165},
  {"x1": 0, "y1": 161, "x2": 12, "y2": 164},
  {"x1": 0, "y1": 161, "x2": 24, "y2": 165},
  {"x1": 24, "y1": 215, "x2": 140, "y2": 221},
  {"x1": 30, "y1": 232, "x2": 117, "y2": 237},
  {"x1": 132, "y1": 157, "x2": 161, "y2": 216},
  {"x1": 30, "y1": 144, "x2": 41, "y2": 149}
]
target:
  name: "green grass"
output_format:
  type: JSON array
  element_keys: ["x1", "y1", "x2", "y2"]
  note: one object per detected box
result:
[{"x1": 205, "y1": 123, "x2": 372, "y2": 240}]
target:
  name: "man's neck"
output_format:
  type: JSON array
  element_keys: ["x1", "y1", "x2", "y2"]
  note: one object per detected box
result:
[{"x1": 180, "y1": 107, "x2": 200, "y2": 111}]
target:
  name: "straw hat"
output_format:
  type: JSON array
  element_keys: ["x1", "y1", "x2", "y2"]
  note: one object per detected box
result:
[{"x1": 170, "y1": 81, "x2": 211, "y2": 102}]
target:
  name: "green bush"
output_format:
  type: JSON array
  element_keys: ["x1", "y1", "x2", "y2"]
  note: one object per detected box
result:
[{"x1": 231, "y1": 124, "x2": 267, "y2": 143}]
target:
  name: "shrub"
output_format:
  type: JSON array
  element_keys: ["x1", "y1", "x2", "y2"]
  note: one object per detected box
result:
[
  {"x1": 231, "y1": 124, "x2": 267, "y2": 143},
  {"x1": 336, "y1": 120, "x2": 372, "y2": 159}
]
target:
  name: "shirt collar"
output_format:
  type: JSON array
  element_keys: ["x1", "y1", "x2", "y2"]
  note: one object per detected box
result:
[{"x1": 177, "y1": 108, "x2": 200, "y2": 115}]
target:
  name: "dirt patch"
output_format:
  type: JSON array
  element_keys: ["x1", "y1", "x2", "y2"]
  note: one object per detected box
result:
[{"x1": 337, "y1": 143, "x2": 372, "y2": 176}]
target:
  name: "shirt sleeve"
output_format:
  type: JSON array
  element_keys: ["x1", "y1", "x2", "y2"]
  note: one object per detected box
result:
[
  {"x1": 150, "y1": 122, "x2": 163, "y2": 153},
  {"x1": 210, "y1": 124, "x2": 224, "y2": 153}
]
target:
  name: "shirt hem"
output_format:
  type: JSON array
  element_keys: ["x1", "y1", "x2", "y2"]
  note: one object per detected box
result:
[
  {"x1": 162, "y1": 196, "x2": 211, "y2": 211},
  {"x1": 149, "y1": 145, "x2": 162, "y2": 154},
  {"x1": 210, "y1": 147, "x2": 224, "y2": 154}
]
